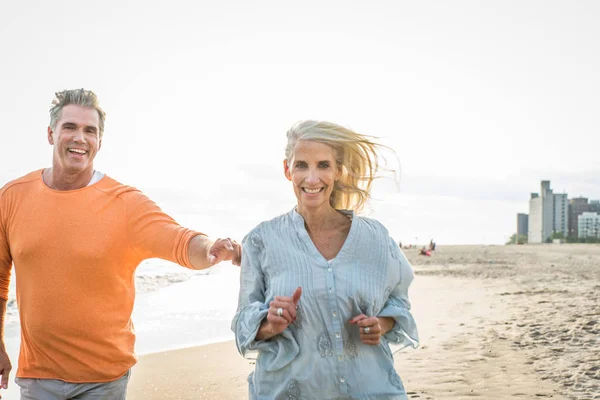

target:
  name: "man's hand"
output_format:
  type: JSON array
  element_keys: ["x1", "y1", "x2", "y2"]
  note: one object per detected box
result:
[
  {"x1": 208, "y1": 238, "x2": 242, "y2": 266},
  {"x1": 0, "y1": 347, "x2": 11, "y2": 398},
  {"x1": 188, "y1": 235, "x2": 242, "y2": 270}
]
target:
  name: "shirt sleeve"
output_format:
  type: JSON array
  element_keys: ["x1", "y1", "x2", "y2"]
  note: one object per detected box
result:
[
  {"x1": 377, "y1": 237, "x2": 419, "y2": 350},
  {"x1": 0, "y1": 190, "x2": 12, "y2": 301},
  {"x1": 120, "y1": 189, "x2": 203, "y2": 269},
  {"x1": 231, "y1": 227, "x2": 300, "y2": 372}
]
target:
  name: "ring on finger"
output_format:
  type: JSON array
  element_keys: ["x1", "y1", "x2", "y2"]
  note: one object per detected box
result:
[
  {"x1": 277, "y1": 307, "x2": 283, "y2": 317},
  {"x1": 364, "y1": 326, "x2": 371, "y2": 334}
]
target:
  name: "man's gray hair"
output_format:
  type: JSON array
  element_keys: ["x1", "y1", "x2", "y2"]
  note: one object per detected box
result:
[{"x1": 49, "y1": 89, "x2": 106, "y2": 138}]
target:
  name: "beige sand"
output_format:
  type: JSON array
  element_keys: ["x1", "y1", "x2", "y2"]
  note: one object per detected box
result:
[{"x1": 128, "y1": 244, "x2": 599, "y2": 399}]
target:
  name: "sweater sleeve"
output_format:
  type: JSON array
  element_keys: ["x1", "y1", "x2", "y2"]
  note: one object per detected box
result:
[
  {"x1": 231, "y1": 227, "x2": 300, "y2": 372},
  {"x1": 0, "y1": 189, "x2": 12, "y2": 301},
  {"x1": 120, "y1": 189, "x2": 203, "y2": 269},
  {"x1": 377, "y1": 237, "x2": 419, "y2": 350}
]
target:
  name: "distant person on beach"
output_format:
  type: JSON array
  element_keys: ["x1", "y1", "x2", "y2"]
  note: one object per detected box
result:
[
  {"x1": 232, "y1": 120, "x2": 418, "y2": 399},
  {"x1": 0, "y1": 89, "x2": 241, "y2": 400}
]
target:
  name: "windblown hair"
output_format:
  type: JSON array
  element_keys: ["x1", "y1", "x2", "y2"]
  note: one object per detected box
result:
[
  {"x1": 49, "y1": 89, "x2": 106, "y2": 138},
  {"x1": 285, "y1": 120, "x2": 394, "y2": 213}
]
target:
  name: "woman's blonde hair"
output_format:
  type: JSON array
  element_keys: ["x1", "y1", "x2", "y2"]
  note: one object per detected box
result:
[{"x1": 285, "y1": 120, "x2": 394, "y2": 213}]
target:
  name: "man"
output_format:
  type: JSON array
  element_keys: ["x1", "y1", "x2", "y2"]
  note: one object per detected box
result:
[{"x1": 0, "y1": 89, "x2": 241, "y2": 399}]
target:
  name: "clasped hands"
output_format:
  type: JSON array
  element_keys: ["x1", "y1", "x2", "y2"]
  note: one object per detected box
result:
[
  {"x1": 207, "y1": 237, "x2": 242, "y2": 266},
  {"x1": 259, "y1": 287, "x2": 394, "y2": 345}
]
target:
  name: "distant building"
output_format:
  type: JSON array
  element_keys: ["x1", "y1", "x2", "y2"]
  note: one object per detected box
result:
[
  {"x1": 528, "y1": 181, "x2": 568, "y2": 243},
  {"x1": 578, "y1": 212, "x2": 600, "y2": 239},
  {"x1": 528, "y1": 193, "x2": 542, "y2": 243},
  {"x1": 553, "y1": 193, "x2": 568, "y2": 237},
  {"x1": 517, "y1": 213, "x2": 528, "y2": 237},
  {"x1": 568, "y1": 197, "x2": 600, "y2": 238}
]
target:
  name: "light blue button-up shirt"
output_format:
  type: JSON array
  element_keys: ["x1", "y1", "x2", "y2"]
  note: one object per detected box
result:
[{"x1": 232, "y1": 209, "x2": 418, "y2": 400}]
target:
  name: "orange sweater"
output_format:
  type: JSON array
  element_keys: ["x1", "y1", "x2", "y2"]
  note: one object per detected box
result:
[{"x1": 0, "y1": 170, "x2": 201, "y2": 382}]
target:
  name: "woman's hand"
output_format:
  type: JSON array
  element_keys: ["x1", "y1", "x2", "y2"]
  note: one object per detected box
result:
[
  {"x1": 349, "y1": 314, "x2": 395, "y2": 345},
  {"x1": 256, "y1": 287, "x2": 302, "y2": 341}
]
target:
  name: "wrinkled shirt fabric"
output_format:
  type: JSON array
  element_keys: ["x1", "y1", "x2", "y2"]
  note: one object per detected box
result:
[{"x1": 232, "y1": 209, "x2": 419, "y2": 400}]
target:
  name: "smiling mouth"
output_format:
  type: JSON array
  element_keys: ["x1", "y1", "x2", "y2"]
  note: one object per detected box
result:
[
  {"x1": 68, "y1": 148, "x2": 88, "y2": 155},
  {"x1": 302, "y1": 187, "x2": 324, "y2": 194}
]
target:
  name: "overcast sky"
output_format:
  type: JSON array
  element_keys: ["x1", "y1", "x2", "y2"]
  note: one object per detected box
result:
[{"x1": 1, "y1": 0, "x2": 598, "y2": 244}]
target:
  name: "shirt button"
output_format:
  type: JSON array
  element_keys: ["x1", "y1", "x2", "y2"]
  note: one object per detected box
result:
[
  {"x1": 338, "y1": 356, "x2": 344, "y2": 361},
  {"x1": 329, "y1": 287, "x2": 334, "y2": 293},
  {"x1": 327, "y1": 267, "x2": 332, "y2": 272},
  {"x1": 332, "y1": 311, "x2": 337, "y2": 317},
  {"x1": 335, "y1": 332, "x2": 341, "y2": 339},
  {"x1": 340, "y1": 377, "x2": 346, "y2": 383}
]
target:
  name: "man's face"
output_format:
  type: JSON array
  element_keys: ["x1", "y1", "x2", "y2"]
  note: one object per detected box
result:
[{"x1": 48, "y1": 105, "x2": 102, "y2": 175}]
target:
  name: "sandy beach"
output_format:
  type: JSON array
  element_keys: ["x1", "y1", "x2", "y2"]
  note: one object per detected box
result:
[{"x1": 128, "y1": 244, "x2": 599, "y2": 399}]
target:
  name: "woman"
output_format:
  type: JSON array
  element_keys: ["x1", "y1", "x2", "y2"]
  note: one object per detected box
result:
[{"x1": 232, "y1": 120, "x2": 418, "y2": 399}]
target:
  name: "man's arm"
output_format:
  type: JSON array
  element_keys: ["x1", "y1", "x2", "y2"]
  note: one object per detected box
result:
[
  {"x1": 0, "y1": 191, "x2": 13, "y2": 395},
  {"x1": 120, "y1": 190, "x2": 241, "y2": 268},
  {"x1": 187, "y1": 235, "x2": 242, "y2": 270}
]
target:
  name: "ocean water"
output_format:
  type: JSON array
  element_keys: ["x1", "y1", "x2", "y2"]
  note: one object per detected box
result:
[
  {"x1": 5, "y1": 258, "x2": 242, "y2": 351},
  {"x1": 1, "y1": 259, "x2": 242, "y2": 400},
  {"x1": 4, "y1": 257, "x2": 225, "y2": 323},
  {"x1": 3, "y1": 189, "x2": 267, "y2": 354},
  {"x1": 132, "y1": 262, "x2": 241, "y2": 355},
  {"x1": 0, "y1": 182, "x2": 275, "y2": 399}
]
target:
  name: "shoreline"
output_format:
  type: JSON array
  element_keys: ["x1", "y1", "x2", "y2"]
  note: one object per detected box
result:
[
  {"x1": 128, "y1": 269, "x2": 571, "y2": 399},
  {"x1": 135, "y1": 337, "x2": 234, "y2": 357},
  {"x1": 129, "y1": 244, "x2": 599, "y2": 399},
  {"x1": 3, "y1": 245, "x2": 596, "y2": 400}
]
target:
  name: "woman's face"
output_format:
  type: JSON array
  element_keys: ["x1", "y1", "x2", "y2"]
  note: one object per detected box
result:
[{"x1": 284, "y1": 140, "x2": 341, "y2": 213}]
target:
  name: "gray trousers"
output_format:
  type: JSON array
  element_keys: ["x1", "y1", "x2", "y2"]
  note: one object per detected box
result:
[{"x1": 15, "y1": 370, "x2": 130, "y2": 400}]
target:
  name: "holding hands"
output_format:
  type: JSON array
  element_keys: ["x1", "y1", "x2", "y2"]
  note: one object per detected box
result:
[
  {"x1": 189, "y1": 235, "x2": 242, "y2": 270},
  {"x1": 208, "y1": 237, "x2": 242, "y2": 266},
  {"x1": 349, "y1": 314, "x2": 395, "y2": 346},
  {"x1": 257, "y1": 287, "x2": 302, "y2": 340}
]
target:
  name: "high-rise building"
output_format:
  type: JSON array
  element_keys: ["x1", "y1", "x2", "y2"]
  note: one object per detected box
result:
[
  {"x1": 553, "y1": 193, "x2": 568, "y2": 237},
  {"x1": 578, "y1": 212, "x2": 600, "y2": 239},
  {"x1": 568, "y1": 197, "x2": 600, "y2": 238},
  {"x1": 528, "y1": 193, "x2": 543, "y2": 243},
  {"x1": 528, "y1": 181, "x2": 568, "y2": 243},
  {"x1": 517, "y1": 213, "x2": 528, "y2": 237}
]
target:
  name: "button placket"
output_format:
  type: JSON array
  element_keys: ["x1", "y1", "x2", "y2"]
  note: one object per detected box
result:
[{"x1": 325, "y1": 265, "x2": 349, "y2": 394}]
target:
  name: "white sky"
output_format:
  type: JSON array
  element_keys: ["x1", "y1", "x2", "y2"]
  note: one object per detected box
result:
[{"x1": 1, "y1": 0, "x2": 599, "y2": 244}]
